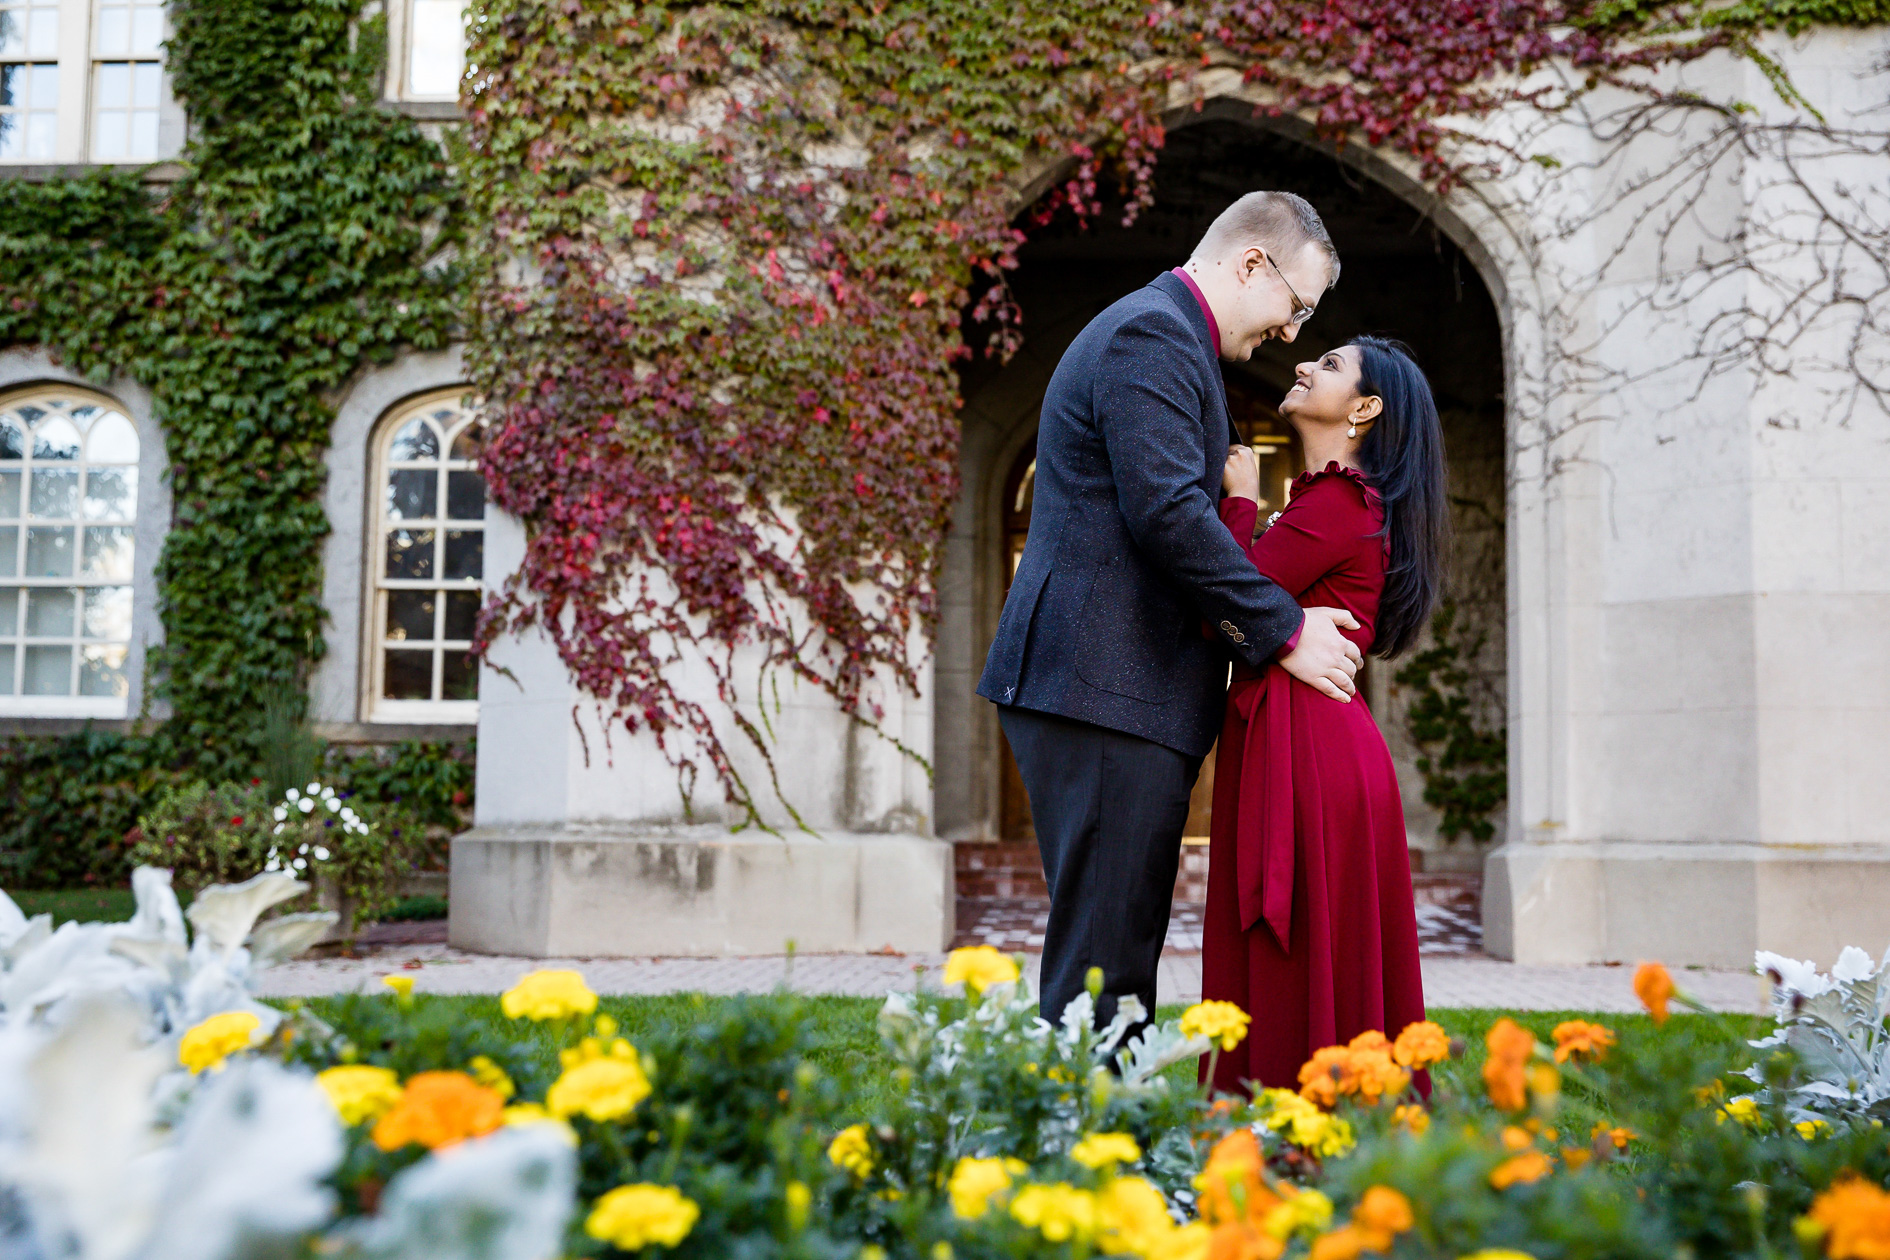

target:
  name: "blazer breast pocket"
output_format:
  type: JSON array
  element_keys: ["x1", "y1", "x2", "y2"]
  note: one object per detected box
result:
[{"x1": 1074, "y1": 565, "x2": 1181, "y2": 705}]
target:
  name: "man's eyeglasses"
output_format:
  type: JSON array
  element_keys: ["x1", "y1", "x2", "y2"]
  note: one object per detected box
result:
[{"x1": 1263, "y1": 251, "x2": 1316, "y2": 326}]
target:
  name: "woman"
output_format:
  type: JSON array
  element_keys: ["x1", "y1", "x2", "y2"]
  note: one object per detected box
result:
[{"x1": 1202, "y1": 335, "x2": 1448, "y2": 1096}]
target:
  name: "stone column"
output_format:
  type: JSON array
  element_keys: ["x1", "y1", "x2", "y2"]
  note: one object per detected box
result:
[{"x1": 450, "y1": 509, "x2": 954, "y2": 957}]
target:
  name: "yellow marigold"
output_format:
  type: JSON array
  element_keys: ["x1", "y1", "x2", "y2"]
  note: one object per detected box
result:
[
  {"x1": 1592, "y1": 1124, "x2": 1633, "y2": 1150},
  {"x1": 1550, "y1": 1019, "x2": 1614, "y2": 1063},
  {"x1": 1261, "y1": 1089, "x2": 1355, "y2": 1158},
  {"x1": 943, "y1": 946, "x2": 1020, "y2": 994},
  {"x1": 1154, "y1": 1221, "x2": 1212, "y2": 1260},
  {"x1": 1262, "y1": 1187, "x2": 1333, "y2": 1241},
  {"x1": 1460, "y1": 1253, "x2": 1540, "y2": 1260},
  {"x1": 382, "y1": 974, "x2": 415, "y2": 997},
  {"x1": 1391, "y1": 1104, "x2": 1429, "y2": 1135},
  {"x1": 785, "y1": 1180, "x2": 812, "y2": 1233},
  {"x1": 371, "y1": 1070, "x2": 505, "y2": 1151},
  {"x1": 1071, "y1": 1132, "x2": 1143, "y2": 1169},
  {"x1": 500, "y1": 1102, "x2": 578, "y2": 1146},
  {"x1": 1392, "y1": 1021, "x2": 1450, "y2": 1069},
  {"x1": 1717, "y1": 1096, "x2": 1764, "y2": 1128},
  {"x1": 1098, "y1": 1175, "x2": 1175, "y2": 1256},
  {"x1": 316, "y1": 1064, "x2": 403, "y2": 1126},
  {"x1": 1798, "y1": 1119, "x2": 1834, "y2": 1140},
  {"x1": 1806, "y1": 1176, "x2": 1890, "y2": 1260},
  {"x1": 468, "y1": 1055, "x2": 516, "y2": 1100},
  {"x1": 585, "y1": 1184, "x2": 700, "y2": 1251},
  {"x1": 1353, "y1": 1186, "x2": 1414, "y2": 1248},
  {"x1": 1011, "y1": 1183, "x2": 1098, "y2": 1244},
  {"x1": 1180, "y1": 1001, "x2": 1252, "y2": 1052},
  {"x1": 1634, "y1": 962, "x2": 1674, "y2": 1025},
  {"x1": 948, "y1": 1155, "x2": 1026, "y2": 1219},
  {"x1": 178, "y1": 1011, "x2": 262, "y2": 1074},
  {"x1": 828, "y1": 1123, "x2": 874, "y2": 1178},
  {"x1": 1489, "y1": 1150, "x2": 1554, "y2": 1190},
  {"x1": 1482, "y1": 1019, "x2": 1536, "y2": 1112},
  {"x1": 500, "y1": 969, "x2": 598, "y2": 1022},
  {"x1": 548, "y1": 1055, "x2": 652, "y2": 1122},
  {"x1": 1500, "y1": 1125, "x2": 1535, "y2": 1152}
]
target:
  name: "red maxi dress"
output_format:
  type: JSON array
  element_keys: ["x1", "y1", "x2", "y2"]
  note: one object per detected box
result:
[{"x1": 1202, "y1": 462, "x2": 1427, "y2": 1096}]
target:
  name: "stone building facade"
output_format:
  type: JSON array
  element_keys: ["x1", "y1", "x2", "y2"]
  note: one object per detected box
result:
[{"x1": 3, "y1": 2, "x2": 1886, "y2": 966}]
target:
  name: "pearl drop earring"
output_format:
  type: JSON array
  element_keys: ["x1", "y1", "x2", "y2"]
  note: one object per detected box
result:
[{"x1": 1347, "y1": 424, "x2": 1358, "y2": 438}]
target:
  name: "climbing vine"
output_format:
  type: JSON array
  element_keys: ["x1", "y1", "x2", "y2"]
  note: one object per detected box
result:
[
  {"x1": 462, "y1": 0, "x2": 1881, "y2": 824},
  {"x1": 0, "y1": 0, "x2": 461, "y2": 777}
]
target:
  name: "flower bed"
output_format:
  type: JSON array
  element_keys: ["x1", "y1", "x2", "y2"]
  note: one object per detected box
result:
[{"x1": 4, "y1": 877, "x2": 1890, "y2": 1259}]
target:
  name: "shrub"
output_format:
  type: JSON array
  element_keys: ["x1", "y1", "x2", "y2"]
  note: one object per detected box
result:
[
  {"x1": 0, "y1": 730, "x2": 183, "y2": 888},
  {"x1": 124, "y1": 780, "x2": 273, "y2": 895}
]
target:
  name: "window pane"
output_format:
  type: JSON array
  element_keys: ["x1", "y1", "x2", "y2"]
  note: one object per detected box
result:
[
  {"x1": 25, "y1": 525, "x2": 73, "y2": 577},
  {"x1": 28, "y1": 468, "x2": 77, "y2": 518},
  {"x1": 449, "y1": 423, "x2": 483, "y2": 460},
  {"x1": 79, "y1": 644, "x2": 127, "y2": 697},
  {"x1": 83, "y1": 467, "x2": 137, "y2": 520},
  {"x1": 0, "y1": 470, "x2": 17, "y2": 516},
  {"x1": 132, "y1": 61, "x2": 158, "y2": 107},
  {"x1": 22, "y1": 643, "x2": 70, "y2": 694},
  {"x1": 0, "y1": 419, "x2": 20, "y2": 458},
  {"x1": 382, "y1": 648, "x2": 433, "y2": 700},
  {"x1": 85, "y1": 411, "x2": 138, "y2": 463},
  {"x1": 95, "y1": 61, "x2": 127, "y2": 107},
  {"x1": 408, "y1": 0, "x2": 465, "y2": 98},
  {"x1": 0, "y1": 587, "x2": 16, "y2": 633},
  {"x1": 0, "y1": 644, "x2": 12, "y2": 693},
  {"x1": 129, "y1": 108, "x2": 156, "y2": 159},
  {"x1": 446, "y1": 470, "x2": 484, "y2": 520},
  {"x1": 129, "y1": 4, "x2": 160, "y2": 56},
  {"x1": 385, "y1": 529, "x2": 434, "y2": 579},
  {"x1": 441, "y1": 649, "x2": 477, "y2": 700},
  {"x1": 389, "y1": 419, "x2": 439, "y2": 460},
  {"x1": 384, "y1": 589, "x2": 435, "y2": 642},
  {"x1": 82, "y1": 586, "x2": 131, "y2": 640},
  {"x1": 386, "y1": 468, "x2": 436, "y2": 521},
  {"x1": 23, "y1": 587, "x2": 75, "y2": 636},
  {"x1": 0, "y1": 526, "x2": 15, "y2": 577},
  {"x1": 95, "y1": 3, "x2": 128, "y2": 54},
  {"x1": 444, "y1": 529, "x2": 481, "y2": 580},
  {"x1": 81, "y1": 525, "x2": 134, "y2": 580},
  {"x1": 443, "y1": 588, "x2": 479, "y2": 640},
  {"x1": 31, "y1": 416, "x2": 80, "y2": 460}
]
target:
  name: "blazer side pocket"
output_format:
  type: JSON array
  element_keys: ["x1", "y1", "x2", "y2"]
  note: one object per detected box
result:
[{"x1": 1073, "y1": 565, "x2": 1181, "y2": 705}]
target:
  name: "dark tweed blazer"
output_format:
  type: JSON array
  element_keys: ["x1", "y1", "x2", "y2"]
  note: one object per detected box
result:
[{"x1": 976, "y1": 271, "x2": 1304, "y2": 758}]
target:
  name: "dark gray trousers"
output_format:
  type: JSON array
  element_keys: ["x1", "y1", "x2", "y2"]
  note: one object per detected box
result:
[{"x1": 998, "y1": 705, "x2": 1202, "y2": 1038}]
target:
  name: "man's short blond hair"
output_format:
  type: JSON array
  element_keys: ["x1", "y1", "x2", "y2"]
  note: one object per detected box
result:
[{"x1": 1191, "y1": 191, "x2": 1340, "y2": 289}]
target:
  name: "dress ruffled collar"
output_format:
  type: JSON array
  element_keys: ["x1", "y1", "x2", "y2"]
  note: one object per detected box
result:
[{"x1": 1290, "y1": 461, "x2": 1382, "y2": 512}]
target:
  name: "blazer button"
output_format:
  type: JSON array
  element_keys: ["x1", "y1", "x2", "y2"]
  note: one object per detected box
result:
[
  {"x1": 1232, "y1": 632, "x2": 1246, "y2": 644},
  {"x1": 1219, "y1": 620, "x2": 1237, "y2": 634}
]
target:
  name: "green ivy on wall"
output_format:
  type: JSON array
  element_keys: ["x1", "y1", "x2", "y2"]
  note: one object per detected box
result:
[{"x1": 0, "y1": 0, "x2": 462, "y2": 774}]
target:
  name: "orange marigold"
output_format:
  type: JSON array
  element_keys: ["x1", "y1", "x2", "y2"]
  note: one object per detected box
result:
[
  {"x1": 1353, "y1": 1186, "x2": 1414, "y2": 1248},
  {"x1": 1806, "y1": 1175, "x2": 1890, "y2": 1260},
  {"x1": 1297, "y1": 1043, "x2": 1410, "y2": 1109},
  {"x1": 1306, "y1": 1225, "x2": 1368, "y2": 1260},
  {"x1": 1347, "y1": 1030, "x2": 1392, "y2": 1055},
  {"x1": 371, "y1": 1071, "x2": 505, "y2": 1151},
  {"x1": 1552, "y1": 1020, "x2": 1616, "y2": 1063},
  {"x1": 1298, "y1": 1046, "x2": 1352, "y2": 1110},
  {"x1": 1208, "y1": 1222, "x2": 1286, "y2": 1260},
  {"x1": 1634, "y1": 962, "x2": 1674, "y2": 1025},
  {"x1": 1489, "y1": 1150, "x2": 1554, "y2": 1190},
  {"x1": 1482, "y1": 1019, "x2": 1536, "y2": 1112},
  {"x1": 1392, "y1": 1021, "x2": 1450, "y2": 1069},
  {"x1": 1197, "y1": 1130, "x2": 1271, "y2": 1226},
  {"x1": 1391, "y1": 1104, "x2": 1429, "y2": 1135}
]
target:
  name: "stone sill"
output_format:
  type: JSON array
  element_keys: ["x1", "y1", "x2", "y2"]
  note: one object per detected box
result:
[
  {"x1": 315, "y1": 721, "x2": 475, "y2": 745},
  {"x1": 0, "y1": 161, "x2": 184, "y2": 183}
]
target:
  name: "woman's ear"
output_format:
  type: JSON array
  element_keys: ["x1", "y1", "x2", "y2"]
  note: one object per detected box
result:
[{"x1": 1352, "y1": 394, "x2": 1384, "y2": 424}]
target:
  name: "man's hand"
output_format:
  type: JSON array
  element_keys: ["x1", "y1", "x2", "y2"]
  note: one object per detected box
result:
[{"x1": 1280, "y1": 607, "x2": 1364, "y2": 702}]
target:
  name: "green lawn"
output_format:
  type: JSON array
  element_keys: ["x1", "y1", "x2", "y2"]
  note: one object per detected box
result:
[
  {"x1": 10, "y1": 887, "x2": 139, "y2": 925},
  {"x1": 297, "y1": 994, "x2": 1762, "y2": 1105}
]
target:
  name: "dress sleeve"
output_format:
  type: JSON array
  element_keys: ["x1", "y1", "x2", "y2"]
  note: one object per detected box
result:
[{"x1": 1239, "y1": 472, "x2": 1374, "y2": 599}]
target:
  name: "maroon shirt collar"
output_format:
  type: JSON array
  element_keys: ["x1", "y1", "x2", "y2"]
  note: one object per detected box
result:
[{"x1": 1170, "y1": 266, "x2": 1221, "y2": 353}]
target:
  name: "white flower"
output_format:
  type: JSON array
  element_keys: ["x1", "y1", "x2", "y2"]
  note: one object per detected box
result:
[
  {"x1": 306, "y1": 782, "x2": 322, "y2": 795},
  {"x1": 1756, "y1": 951, "x2": 1833, "y2": 999},
  {"x1": 272, "y1": 824, "x2": 285, "y2": 836},
  {"x1": 292, "y1": 859, "x2": 307, "y2": 871},
  {"x1": 1832, "y1": 946, "x2": 1878, "y2": 983},
  {"x1": 285, "y1": 788, "x2": 300, "y2": 802},
  {"x1": 312, "y1": 847, "x2": 330, "y2": 862},
  {"x1": 272, "y1": 806, "x2": 287, "y2": 822},
  {"x1": 324, "y1": 798, "x2": 340, "y2": 813},
  {"x1": 297, "y1": 799, "x2": 314, "y2": 814},
  {"x1": 297, "y1": 845, "x2": 309, "y2": 856}
]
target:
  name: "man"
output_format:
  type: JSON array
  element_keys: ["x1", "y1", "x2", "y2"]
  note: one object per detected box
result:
[{"x1": 976, "y1": 191, "x2": 1363, "y2": 1032}]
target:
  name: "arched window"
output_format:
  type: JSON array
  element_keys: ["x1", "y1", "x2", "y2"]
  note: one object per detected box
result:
[
  {"x1": 368, "y1": 390, "x2": 484, "y2": 722},
  {"x1": 0, "y1": 388, "x2": 139, "y2": 711}
]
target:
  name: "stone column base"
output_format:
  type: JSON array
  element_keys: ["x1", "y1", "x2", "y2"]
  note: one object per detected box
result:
[
  {"x1": 1483, "y1": 840, "x2": 1890, "y2": 968},
  {"x1": 449, "y1": 825, "x2": 955, "y2": 957}
]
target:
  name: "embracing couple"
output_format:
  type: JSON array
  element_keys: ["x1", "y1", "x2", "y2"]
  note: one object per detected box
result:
[{"x1": 976, "y1": 191, "x2": 1442, "y2": 1094}]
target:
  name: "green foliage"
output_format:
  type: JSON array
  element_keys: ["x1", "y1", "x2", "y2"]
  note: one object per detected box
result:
[
  {"x1": 0, "y1": 0, "x2": 462, "y2": 781},
  {"x1": 326, "y1": 739, "x2": 475, "y2": 830},
  {"x1": 1394, "y1": 604, "x2": 1507, "y2": 843},
  {"x1": 126, "y1": 778, "x2": 272, "y2": 894},
  {"x1": 0, "y1": 728, "x2": 184, "y2": 886}
]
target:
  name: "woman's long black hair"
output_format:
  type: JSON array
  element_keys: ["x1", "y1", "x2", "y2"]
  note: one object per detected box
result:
[{"x1": 1351, "y1": 336, "x2": 1448, "y2": 659}]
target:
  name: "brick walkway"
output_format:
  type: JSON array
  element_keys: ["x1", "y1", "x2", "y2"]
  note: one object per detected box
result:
[{"x1": 256, "y1": 938, "x2": 1766, "y2": 1014}]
